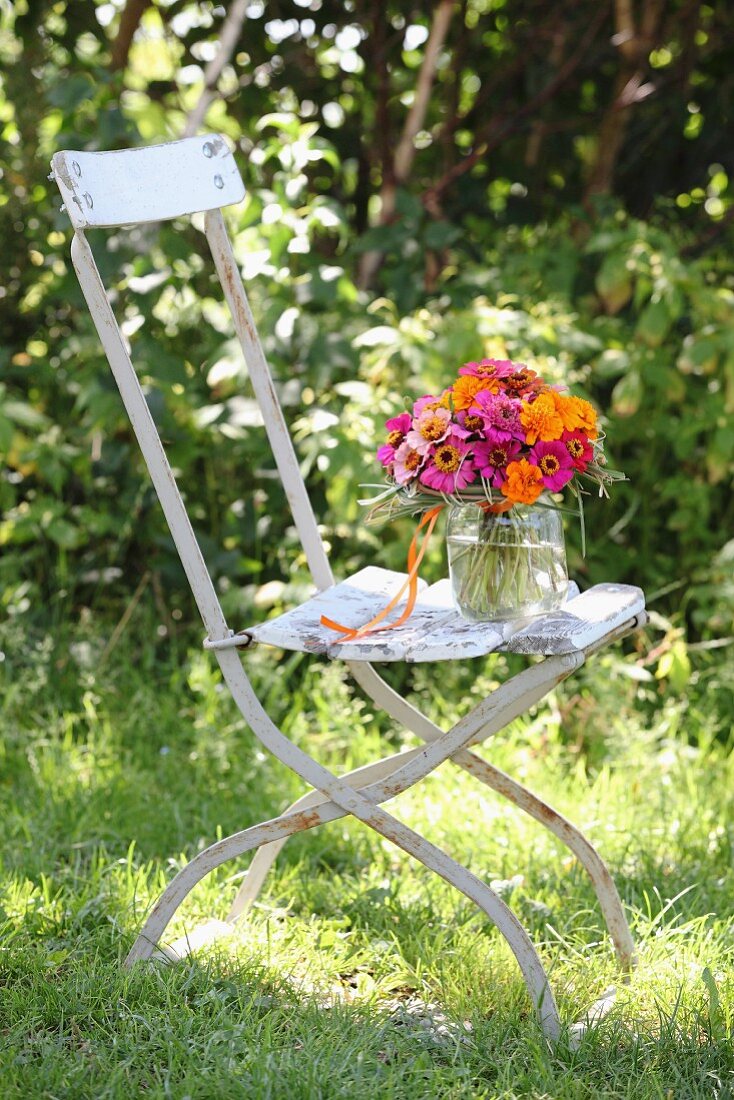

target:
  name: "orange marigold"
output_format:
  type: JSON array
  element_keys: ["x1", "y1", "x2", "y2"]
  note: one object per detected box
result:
[
  {"x1": 500, "y1": 459, "x2": 543, "y2": 505},
  {"x1": 452, "y1": 374, "x2": 497, "y2": 410},
  {"x1": 570, "y1": 396, "x2": 598, "y2": 439},
  {"x1": 550, "y1": 392, "x2": 579, "y2": 432},
  {"x1": 551, "y1": 392, "x2": 598, "y2": 438},
  {"x1": 520, "y1": 393, "x2": 564, "y2": 444}
]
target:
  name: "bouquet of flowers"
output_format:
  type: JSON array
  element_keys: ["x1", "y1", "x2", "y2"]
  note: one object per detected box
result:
[{"x1": 364, "y1": 358, "x2": 624, "y2": 622}]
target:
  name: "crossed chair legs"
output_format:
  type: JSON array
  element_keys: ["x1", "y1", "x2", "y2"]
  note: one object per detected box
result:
[{"x1": 125, "y1": 626, "x2": 641, "y2": 1043}]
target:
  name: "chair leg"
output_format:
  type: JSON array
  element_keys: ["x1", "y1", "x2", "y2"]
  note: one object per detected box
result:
[
  {"x1": 348, "y1": 661, "x2": 636, "y2": 972},
  {"x1": 126, "y1": 768, "x2": 562, "y2": 1041},
  {"x1": 227, "y1": 740, "x2": 635, "y2": 972},
  {"x1": 226, "y1": 745, "x2": 426, "y2": 922},
  {"x1": 451, "y1": 749, "x2": 636, "y2": 970},
  {"x1": 129, "y1": 652, "x2": 565, "y2": 1041},
  {"x1": 139, "y1": 651, "x2": 572, "y2": 946},
  {"x1": 226, "y1": 654, "x2": 579, "y2": 918}
]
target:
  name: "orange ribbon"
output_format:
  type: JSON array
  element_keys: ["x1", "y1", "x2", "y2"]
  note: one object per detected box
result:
[
  {"x1": 480, "y1": 497, "x2": 514, "y2": 515},
  {"x1": 320, "y1": 504, "x2": 444, "y2": 641}
]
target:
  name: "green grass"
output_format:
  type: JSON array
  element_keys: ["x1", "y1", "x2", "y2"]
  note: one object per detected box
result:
[{"x1": 1, "y1": 609, "x2": 733, "y2": 1098}]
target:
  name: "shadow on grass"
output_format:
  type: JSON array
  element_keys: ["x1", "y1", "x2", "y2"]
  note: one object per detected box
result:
[{"x1": 2, "y1": 930, "x2": 732, "y2": 1100}]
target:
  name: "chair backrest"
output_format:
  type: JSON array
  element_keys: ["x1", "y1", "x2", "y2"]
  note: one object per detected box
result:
[
  {"x1": 52, "y1": 135, "x2": 245, "y2": 229},
  {"x1": 52, "y1": 135, "x2": 334, "y2": 644}
]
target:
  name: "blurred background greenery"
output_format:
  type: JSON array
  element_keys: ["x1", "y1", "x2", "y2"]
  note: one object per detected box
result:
[{"x1": 1, "y1": 0, "x2": 732, "y2": 713}]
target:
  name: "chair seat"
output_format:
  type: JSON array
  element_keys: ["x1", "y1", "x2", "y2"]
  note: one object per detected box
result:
[{"x1": 234, "y1": 567, "x2": 645, "y2": 663}]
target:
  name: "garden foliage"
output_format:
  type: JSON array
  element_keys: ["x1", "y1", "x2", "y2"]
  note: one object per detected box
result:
[{"x1": 1, "y1": 0, "x2": 733, "y2": 651}]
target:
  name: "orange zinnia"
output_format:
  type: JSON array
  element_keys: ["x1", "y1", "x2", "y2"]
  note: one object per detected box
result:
[
  {"x1": 500, "y1": 459, "x2": 543, "y2": 504},
  {"x1": 520, "y1": 393, "x2": 564, "y2": 444},
  {"x1": 452, "y1": 374, "x2": 497, "y2": 410}
]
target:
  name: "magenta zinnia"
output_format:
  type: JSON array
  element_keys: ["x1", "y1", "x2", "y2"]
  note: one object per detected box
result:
[
  {"x1": 470, "y1": 391, "x2": 524, "y2": 442},
  {"x1": 376, "y1": 412, "x2": 411, "y2": 469},
  {"x1": 458, "y1": 358, "x2": 514, "y2": 382},
  {"x1": 419, "y1": 435, "x2": 476, "y2": 493},
  {"x1": 474, "y1": 438, "x2": 522, "y2": 486},
  {"x1": 529, "y1": 440, "x2": 574, "y2": 491}
]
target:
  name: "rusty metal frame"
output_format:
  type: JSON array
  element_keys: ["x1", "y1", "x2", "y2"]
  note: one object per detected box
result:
[{"x1": 51, "y1": 135, "x2": 644, "y2": 1044}]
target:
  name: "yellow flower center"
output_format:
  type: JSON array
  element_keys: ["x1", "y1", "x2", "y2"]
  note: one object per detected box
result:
[
  {"x1": 506, "y1": 370, "x2": 533, "y2": 392},
  {"x1": 566, "y1": 438, "x2": 584, "y2": 458},
  {"x1": 420, "y1": 415, "x2": 448, "y2": 441},
  {"x1": 387, "y1": 429, "x2": 404, "y2": 447},
  {"x1": 464, "y1": 415, "x2": 483, "y2": 432},
  {"x1": 405, "y1": 450, "x2": 421, "y2": 471},
  {"x1": 434, "y1": 445, "x2": 461, "y2": 473},
  {"x1": 488, "y1": 446, "x2": 508, "y2": 466},
  {"x1": 539, "y1": 455, "x2": 560, "y2": 477}
]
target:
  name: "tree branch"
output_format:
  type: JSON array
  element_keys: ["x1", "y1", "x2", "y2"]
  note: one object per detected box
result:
[
  {"x1": 438, "y1": 10, "x2": 561, "y2": 147},
  {"x1": 441, "y1": 0, "x2": 467, "y2": 169},
  {"x1": 424, "y1": 4, "x2": 609, "y2": 207},
  {"x1": 525, "y1": 22, "x2": 567, "y2": 167},
  {"x1": 358, "y1": 0, "x2": 455, "y2": 288},
  {"x1": 183, "y1": 0, "x2": 249, "y2": 137},
  {"x1": 394, "y1": 0, "x2": 454, "y2": 183}
]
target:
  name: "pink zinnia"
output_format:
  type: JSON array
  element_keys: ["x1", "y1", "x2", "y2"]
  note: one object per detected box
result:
[
  {"x1": 419, "y1": 435, "x2": 476, "y2": 494},
  {"x1": 458, "y1": 358, "x2": 515, "y2": 381},
  {"x1": 529, "y1": 440, "x2": 574, "y2": 491},
  {"x1": 376, "y1": 412, "x2": 412, "y2": 468},
  {"x1": 561, "y1": 430, "x2": 593, "y2": 471},
  {"x1": 474, "y1": 438, "x2": 523, "y2": 487},
  {"x1": 393, "y1": 441, "x2": 425, "y2": 485},
  {"x1": 413, "y1": 392, "x2": 449, "y2": 417},
  {"x1": 471, "y1": 391, "x2": 524, "y2": 441},
  {"x1": 406, "y1": 406, "x2": 452, "y2": 455}
]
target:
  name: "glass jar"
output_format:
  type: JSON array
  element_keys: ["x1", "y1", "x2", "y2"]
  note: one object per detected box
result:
[{"x1": 446, "y1": 501, "x2": 568, "y2": 622}]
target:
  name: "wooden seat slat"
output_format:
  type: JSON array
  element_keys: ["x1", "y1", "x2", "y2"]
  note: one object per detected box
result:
[{"x1": 244, "y1": 568, "x2": 644, "y2": 662}]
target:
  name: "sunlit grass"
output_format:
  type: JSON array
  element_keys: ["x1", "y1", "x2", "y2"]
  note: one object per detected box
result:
[{"x1": 1, "y1": 612, "x2": 732, "y2": 1098}]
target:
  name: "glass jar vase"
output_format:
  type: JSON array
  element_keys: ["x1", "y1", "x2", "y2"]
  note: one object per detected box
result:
[{"x1": 446, "y1": 502, "x2": 568, "y2": 622}]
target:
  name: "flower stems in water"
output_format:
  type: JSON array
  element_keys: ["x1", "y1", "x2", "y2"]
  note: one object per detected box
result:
[{"x1": 447, "y1": 504, "x2": 568, "y2": 622}]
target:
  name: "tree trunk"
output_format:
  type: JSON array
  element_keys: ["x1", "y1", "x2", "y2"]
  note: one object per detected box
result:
[
  {"x1": 110, "y1": 0, "x2": 151, "y2": 72},
  {"x1": 585, "y1": 0, "x2": 666, "y2": 199}
]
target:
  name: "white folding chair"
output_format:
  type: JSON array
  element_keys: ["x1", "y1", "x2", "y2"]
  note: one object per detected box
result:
[{"x1": 51, "y1": 135, "x2": 647, "y2": 1043}]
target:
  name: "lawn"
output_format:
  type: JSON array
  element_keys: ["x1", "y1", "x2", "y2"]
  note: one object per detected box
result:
[{"x1": 1, "y1": 609, "x2": 732, "y2": 1098}]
